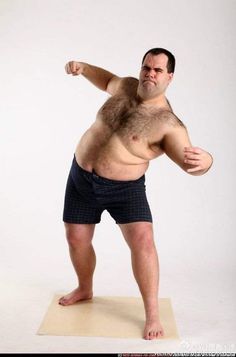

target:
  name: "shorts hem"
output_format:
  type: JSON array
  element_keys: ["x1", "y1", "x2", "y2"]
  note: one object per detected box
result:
[
  {"x1": 115, "y1": 219, "x2": 153, "y2": 224},
  {"x1": 63, "y1": 219, "x2": 101, "y2": 224}
]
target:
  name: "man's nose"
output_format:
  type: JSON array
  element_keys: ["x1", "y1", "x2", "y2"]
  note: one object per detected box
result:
[{"x1": 145, "y1": 69, "x2": 155, "y2": 78}]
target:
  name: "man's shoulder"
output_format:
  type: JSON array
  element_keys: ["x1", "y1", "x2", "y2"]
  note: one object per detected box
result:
[
  {"x1": 118, "y1": 77, "x2": 139, "y2": 95},
  {"x1": 121, "y1": 76, "x2": 139, "y2": 85}
]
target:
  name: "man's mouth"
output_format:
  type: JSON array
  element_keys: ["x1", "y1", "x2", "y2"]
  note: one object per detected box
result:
[{"x1": 143, "y1": 79, "x2": 155, "y2": 84}]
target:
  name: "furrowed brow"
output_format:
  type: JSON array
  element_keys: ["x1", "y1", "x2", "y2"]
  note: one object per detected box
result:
[
  {"x1": 154, "y1": 67, "x2": 164, "y2": 72},
  {"x1": 142, "y1": 65, "x2": 164, "y2": 72},
  {"x1": 142, "y1": 65, "x2": 151, "y2": 70}
]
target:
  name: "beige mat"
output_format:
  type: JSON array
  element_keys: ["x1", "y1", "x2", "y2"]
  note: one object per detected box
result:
[{"x1": 37, "y1": 295, "x2": 179, "y2": 339}]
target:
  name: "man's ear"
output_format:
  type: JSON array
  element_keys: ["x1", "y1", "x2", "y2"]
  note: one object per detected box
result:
[{"x1": 168, "y1": 73, "x2": 174, "y2": 83}]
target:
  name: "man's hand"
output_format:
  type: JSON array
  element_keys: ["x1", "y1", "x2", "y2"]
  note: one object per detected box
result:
[
  {"x1": 65, "y1": 61, "x2": 85, "y2": 76},
  {"x1": 184, "y1": 147, "x2": 213, "y2": 175}
]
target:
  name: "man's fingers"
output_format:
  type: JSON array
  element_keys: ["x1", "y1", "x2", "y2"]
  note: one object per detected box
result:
[
  {"x1": 65, "y1": 63, "x2": 71, "y2": 74},
  {"x1": 184, "y1": 147, "x2": 212, "y2": 173},
  {"x1": 184, "y1": 147, "x2": 202, "y2": 154},
  {"x1": 65, "y1": 62, "x2": 75, "y2": 74},
  {"x1": 65, "y1": 61, "x2": 82, "y2": 75},
  {"x1": 184, "y1": 153, "x2": 200, "y2": 160},
  {"x1": 184, "y1": 158, "x2": 200, "y2": 165},
  {"x1": 71, "y1": 61, "x2": 79, "y2": 74}
]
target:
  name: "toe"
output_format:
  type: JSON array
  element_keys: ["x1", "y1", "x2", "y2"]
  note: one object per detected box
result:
[
  {"x1": 149, "y1": 331, "x2": 155, "y2": 340},
  {"x1": 157, "y1": 329, "x2": 164, "y2": 338},
  {"x1": 59, "y1": 297, "x2": 66, "y2": 305}
]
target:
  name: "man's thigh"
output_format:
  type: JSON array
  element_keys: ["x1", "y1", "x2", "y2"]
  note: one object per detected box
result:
[{"x1": 64, "y1": 223, "x2": 96, "y2": 244}]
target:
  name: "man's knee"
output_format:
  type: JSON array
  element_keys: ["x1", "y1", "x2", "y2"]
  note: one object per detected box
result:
[
  {"x1": 64, "y1": 223, "x2": 95, "y2": 247},
  {"x1": 120, "y1": 222, "x2": 155, "y2": 251}
]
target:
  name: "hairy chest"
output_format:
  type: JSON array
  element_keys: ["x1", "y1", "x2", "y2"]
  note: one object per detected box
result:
[{"x1": 97, "y1": 95, "x2": 166, "y2": 139}]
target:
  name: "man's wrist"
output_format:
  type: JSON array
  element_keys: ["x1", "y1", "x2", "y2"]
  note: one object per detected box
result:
[{"x1": 80, "y1": 62, "x2": 88, "y2": 76}]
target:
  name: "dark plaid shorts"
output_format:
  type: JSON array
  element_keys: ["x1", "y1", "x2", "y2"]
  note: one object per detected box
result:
[{"x1": 63, "y1": 155, "x2": 152, "y2": 224}]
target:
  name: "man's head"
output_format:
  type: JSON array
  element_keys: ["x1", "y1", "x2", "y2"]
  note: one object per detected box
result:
[
  {"x1": 142, "y1": 48, "x2": 175, "y2": 73},
  {"x1": 137, "y1": 48, "x2": 175, "y2": 102}
]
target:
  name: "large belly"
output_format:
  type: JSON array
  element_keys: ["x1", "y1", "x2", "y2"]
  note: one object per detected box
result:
[{"x1": 75, "y1": 124, "x2": 154, "y2": 180}]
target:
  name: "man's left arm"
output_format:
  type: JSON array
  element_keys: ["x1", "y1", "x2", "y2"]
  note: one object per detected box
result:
[{"x1": 161, "y1": 126, "x2": 213, "y2": 176}]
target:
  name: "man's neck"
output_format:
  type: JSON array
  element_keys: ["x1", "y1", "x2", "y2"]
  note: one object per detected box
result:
[{"x1": 138, "y1": 94, "x2": 169, "y2": 108}]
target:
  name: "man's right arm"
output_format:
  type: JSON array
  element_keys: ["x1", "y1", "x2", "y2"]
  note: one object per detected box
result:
[{"x1": 65, "y1": 61, "x2": 122, "y2": 95}]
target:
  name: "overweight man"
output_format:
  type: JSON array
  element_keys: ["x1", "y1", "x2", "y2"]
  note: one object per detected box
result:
[{"x1": 59, "y1": 48, "x2": 213, "y2": 340}]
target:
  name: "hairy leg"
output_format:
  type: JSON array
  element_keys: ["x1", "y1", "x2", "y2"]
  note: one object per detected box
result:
[
  {"x1": 119, "y1": 222, "x2": 164, "y2": 340},
  {"x1": 59, "y1": 223, "x2": 96, "y2": 306}
]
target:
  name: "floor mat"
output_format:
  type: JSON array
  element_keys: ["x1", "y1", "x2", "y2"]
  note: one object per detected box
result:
[{"x1": 37, "y1": 295, "x2": 179, "y2": 339}]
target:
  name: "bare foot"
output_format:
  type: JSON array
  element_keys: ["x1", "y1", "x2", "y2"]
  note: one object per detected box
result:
[
  {"x1": 58, "y1": 288, "x2": 93, "y2": 306},
  {"x1": 143, "y1": 319, "x2": 164, "y2": 340}
]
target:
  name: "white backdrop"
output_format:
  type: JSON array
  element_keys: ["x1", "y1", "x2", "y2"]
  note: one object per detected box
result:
[{"x1": 0, "y1": 0, "x2": 235, "y2": 350}]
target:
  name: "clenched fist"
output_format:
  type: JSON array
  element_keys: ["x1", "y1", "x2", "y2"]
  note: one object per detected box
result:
[{"x1": 65, "y1": 61, "x2": 85, "y2": 76}]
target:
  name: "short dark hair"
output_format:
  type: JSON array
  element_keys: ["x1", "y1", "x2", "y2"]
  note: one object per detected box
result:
[{"x1": 142, "y1": 48, "x2": 175, "y2": 73}]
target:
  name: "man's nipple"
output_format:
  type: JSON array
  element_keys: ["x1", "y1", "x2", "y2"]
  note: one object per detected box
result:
[{"x1": 132, "y1": 135, "x2": 139, "y2": 141}]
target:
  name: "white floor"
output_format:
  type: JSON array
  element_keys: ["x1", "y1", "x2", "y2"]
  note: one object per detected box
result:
[
  {"x1": 0, "y1": 214, "x2": 235, "y2": 354},
  {"x1": 1, "y1": 257, "x2": 235, "y2": 354}
]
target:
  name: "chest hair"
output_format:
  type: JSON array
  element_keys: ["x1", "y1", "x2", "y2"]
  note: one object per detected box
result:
[{"x1": 98, "y1": 94, "x2": 184, "y2": 138}]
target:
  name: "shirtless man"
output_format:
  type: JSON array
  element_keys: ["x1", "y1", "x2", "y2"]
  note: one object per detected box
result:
[{"x1": 59, "y1": 48, "x2": 213, "y2": 340}]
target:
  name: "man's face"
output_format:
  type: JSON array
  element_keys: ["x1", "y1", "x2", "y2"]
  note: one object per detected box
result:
[{"x1": 138, "y1": 53, "x2": 173, "y2": 100}]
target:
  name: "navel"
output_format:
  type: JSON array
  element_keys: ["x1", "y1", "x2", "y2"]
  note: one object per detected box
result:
[{"x1": 132, "y1": 135, "x2": 139, "y2": 141}]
